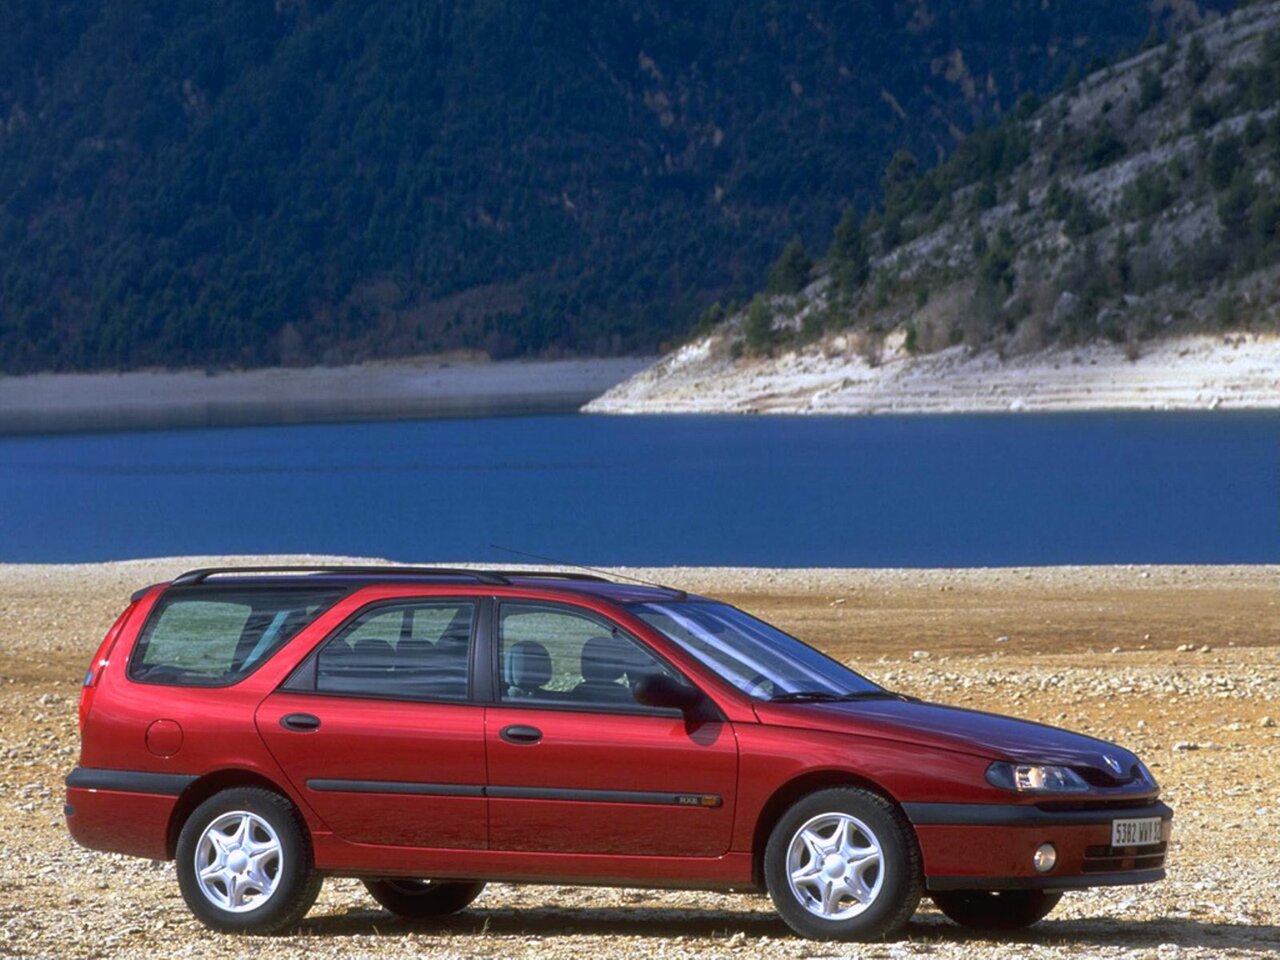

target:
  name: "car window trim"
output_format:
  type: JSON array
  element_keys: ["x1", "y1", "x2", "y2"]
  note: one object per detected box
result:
[
  {"x1": 491, "y1": 598, "x2": 717, "y2": 720},
  {"x1": 279, "y1": 596, "x2": 487, "y2": 706}
]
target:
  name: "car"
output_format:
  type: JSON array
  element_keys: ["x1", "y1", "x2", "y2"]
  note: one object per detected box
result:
[{"x1": 67, "y1": 565, "x2": 1171, "y2": 940}]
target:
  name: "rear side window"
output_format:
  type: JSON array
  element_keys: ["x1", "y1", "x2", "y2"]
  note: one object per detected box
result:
[
  {"x1": 313, "y1": 601, "x2": 476, "y2": 701},
  {"x1": 129, "y1": 588, "x2": 345, "y2": 686}
]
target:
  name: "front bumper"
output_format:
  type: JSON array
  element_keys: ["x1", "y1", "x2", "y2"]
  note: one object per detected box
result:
[{"x1": 905, "y1": 800, "x2": 1173, "y2": 892}]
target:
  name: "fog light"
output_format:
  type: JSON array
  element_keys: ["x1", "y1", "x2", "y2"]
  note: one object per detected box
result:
[{"x1": 1033, "y1": 843, "x2": 1057, "y2": 873}]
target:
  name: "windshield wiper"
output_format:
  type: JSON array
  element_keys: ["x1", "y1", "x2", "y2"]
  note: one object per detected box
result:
[{"x1": 769, "y1": 689, "x2": 902, "y2": 703}]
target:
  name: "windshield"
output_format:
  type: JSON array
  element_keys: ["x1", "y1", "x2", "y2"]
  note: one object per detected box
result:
[{"x1": 631, "y1": 601, "x2": 883, "y2": 701}]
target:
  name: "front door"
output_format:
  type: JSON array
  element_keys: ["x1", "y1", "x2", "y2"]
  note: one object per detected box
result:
[
  {"x1": 484, "y1": 600, "x2": 738, "y2": 857},
  {"x1": 256, "y1": 598, "x2": 488, "y2": 849}
]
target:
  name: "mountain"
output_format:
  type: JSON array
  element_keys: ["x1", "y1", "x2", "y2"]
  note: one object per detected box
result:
[
  {"x1": 0, "y1": 0, "x2": 1231, "y2": 372},
  {"x1": 588, "y1": 1, "x2": 1280, "y2": 414}
]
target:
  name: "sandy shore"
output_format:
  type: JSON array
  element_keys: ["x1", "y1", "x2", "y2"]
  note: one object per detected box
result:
[
  {"x1": 0, "y1": 356, "x2": 652, "y2": 434},
  {"x1": 2, "y1": 558, "x2": 1278, "y2": 958},
  {"x1": 585, "y1": 333, "x2": 1280, "y2": 415}
]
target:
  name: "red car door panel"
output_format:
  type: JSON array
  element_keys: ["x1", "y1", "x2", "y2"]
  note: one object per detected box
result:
[
  {"x1": 485, "y1": 707, "x2": 737, "y2": 857},
  {"x1": 257, "y1": 693, "x2": 488, "y2": 848}
]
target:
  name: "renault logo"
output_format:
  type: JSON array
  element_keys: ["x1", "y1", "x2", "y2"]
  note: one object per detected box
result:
[{"x1": 1104, "y1": 754, "x2": 1124, "y2": 775}]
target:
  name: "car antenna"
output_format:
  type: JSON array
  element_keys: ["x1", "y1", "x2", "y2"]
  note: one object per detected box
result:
[{"x1": 489, "y1": 544, "x2": 687, "y2": 598}]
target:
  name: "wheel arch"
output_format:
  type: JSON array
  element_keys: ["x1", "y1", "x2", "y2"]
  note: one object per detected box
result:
[
  {"x1": 749, "y1": 768, "x2": 908, "y2": 887},
  {"x1": 165, "y1": 768, "x2": 305, "y2": 859}
]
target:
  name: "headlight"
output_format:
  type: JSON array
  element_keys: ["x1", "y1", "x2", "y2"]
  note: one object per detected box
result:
[{"x1": 986, "y1": 761, "x2": 1090, "y2": 793}]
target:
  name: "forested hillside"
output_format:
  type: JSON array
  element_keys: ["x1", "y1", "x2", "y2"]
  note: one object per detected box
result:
[
  {"x1": 698, "y1": 0, "x2": 1280, "y2": 365},
  {"x1": 0, "y1": 0, "x2": 1229, "y2": 371}
]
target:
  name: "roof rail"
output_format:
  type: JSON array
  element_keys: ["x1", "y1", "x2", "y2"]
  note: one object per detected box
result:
[
  {"x1": 170, "y1": 565, "x2": 513, "y2": 586},
  {"x1": 485, "y1": 570, "x2": 610, "y2": 583},
  {"x1": 169, "y1": 566, "x2": 615, "y2": 587}
]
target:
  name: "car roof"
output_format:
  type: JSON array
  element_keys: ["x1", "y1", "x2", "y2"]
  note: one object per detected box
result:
[{"x1": 159, "y1": 566, "x2": 703, "y2": 605}]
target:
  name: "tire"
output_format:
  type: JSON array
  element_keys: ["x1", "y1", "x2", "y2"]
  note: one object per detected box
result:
[
  {"x1": 931, "y1": 890, "x2": 1062, "y2": 930},
  {"x1": 175, "y1": 787, "x2": 321, "y2": 934},
  {"x1": 764, "y1": 786, "x2": 923, "y2": 941},
  {"x1": 362, "y1": 878, "x2": 486, "y2": 918}
]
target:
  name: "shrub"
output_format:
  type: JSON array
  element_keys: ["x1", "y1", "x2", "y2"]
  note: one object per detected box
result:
[
  {"x1": 1138, "y1": 68, "x2": 1164, "y2": 110},
  {"x1": 1218, "y1": 172, "x2": 1257, "y2": 234},
  {"x1": 1188, "y1": 96, "x2": 1219, "y2": 131},
  {"x1": 1045, "y1": 179, "x2": 1071, "y2": 220},
  {"x1": 972, "y1": 178, "x2": 998, "y2": 212},
  {"x1": 881, "y1": 150, "x2": 920, "y2": 215},
  {"x1": 691, "y1": 301, "x2": 725, "y2": 337},
  {"x1": 903, "y1": 325, "x2": 918, "y2": 354},
  {"x1": 1185, "y1": 35, "x2": 1211, "y2": 88},
  {"x1": 766, "y1": 236, "x2": 812, "y2": 294},
  {"x1": 1083, "y1": 129, "x2": 1127, "y2": 170},
  {"x1": 1120, "y1": 168, "x2": 1175, "y2": 220},
  {"x1": 1245, "y1": 114, "x2": 1266, "y2": 147},
  {"x1": 1248, "y1": 190, "x2": 1280, "y2": 249},
  {"x1": 1114, "y1": 230, "x2": 1133, "y2": 289},
  {"x1": 1268, "y1": 112, "x2": 1280, "y2": 153},
  {"x1": 976, "y1": 228, "x2": 1016, "y2": 294},
  {"x1": 828, "y1": 208, "x2": 870, "y2": 293},
  {"x1": 852, "y1": 330, "x2": 884, "y2": 367},
  {"x1": 1208, "y1": 136, "x2": 1244, "y2": 191},
  {"x1": 799, "y1": 307, "x2": 826, "y2": 344},
  {"x1": 742, "y1": 297, "x2": 775, "y2": 354},
  {"x1": 1044, "y1": 179, "x2": 1102, "y2": 234},
  {"x1": 1215, "y1": 295, "x2": 1238, "y2": 329}
]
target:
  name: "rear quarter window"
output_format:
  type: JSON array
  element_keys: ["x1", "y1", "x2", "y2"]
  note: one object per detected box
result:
[{"x1": 129, "y1": 587, "x2": 345, "y2": 686}]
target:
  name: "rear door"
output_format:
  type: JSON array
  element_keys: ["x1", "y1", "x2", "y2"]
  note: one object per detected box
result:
[
  {"x1": 484, "y1": 600, "x2": 738, "y2": 857},
  {"x1": 256, "y1": 597, "x2": 489, "y2": 849}
]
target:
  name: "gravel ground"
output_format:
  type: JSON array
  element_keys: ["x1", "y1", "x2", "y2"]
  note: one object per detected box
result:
[{"x1": 2, "y1": 559, "x2": 1278, "y2": 959}]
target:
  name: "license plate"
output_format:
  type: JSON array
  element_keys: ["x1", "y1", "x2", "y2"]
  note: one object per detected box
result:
[{"x1": 1111, "y1": 817, "x2": 1162, "y2": 846}]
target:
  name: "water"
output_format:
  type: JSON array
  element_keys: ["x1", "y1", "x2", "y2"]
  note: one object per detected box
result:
[{"x1": 0, "y1": 413, "x2": 1276, "y2": 566}]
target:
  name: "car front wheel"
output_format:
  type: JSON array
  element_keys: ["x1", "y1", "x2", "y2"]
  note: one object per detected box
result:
[
  {"x1": 175, "y1": 787, "x2": 321, "y2": 934},
  {"x1": 362, "y1": 878, "x2": 486, "y2": 918},
  {"x1": 932, "y1": 889, "x2": 1062, "y2": 929},
  {"x1": 764, "y1": 786, "x2": 922, "y2": 941}
]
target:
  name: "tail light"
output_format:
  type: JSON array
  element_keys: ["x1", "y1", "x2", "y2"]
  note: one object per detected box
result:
[{"x1": 79, "y1": 601, "x2": 138, "y2": 730}]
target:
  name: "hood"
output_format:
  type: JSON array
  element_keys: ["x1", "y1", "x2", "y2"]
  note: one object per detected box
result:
[{"x1": 754, "y1": 697, "x2": 1144, "y2": 786}]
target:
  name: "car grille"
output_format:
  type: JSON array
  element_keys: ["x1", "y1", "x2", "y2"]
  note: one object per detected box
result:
[{"x1": 1081, "y1": 841, "x2": 1167, "y2": 874}]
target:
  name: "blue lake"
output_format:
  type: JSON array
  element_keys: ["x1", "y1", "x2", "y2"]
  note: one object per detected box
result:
[{"x1": 0, "y1": 413, "x2": 1276, "y2": 566}]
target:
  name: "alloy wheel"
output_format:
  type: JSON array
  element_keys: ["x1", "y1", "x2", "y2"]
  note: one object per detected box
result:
[
  {"x1": 785, "y1": 812, "x2": 885, "y2": 920},
  {"x1": 194, "y1": 810, "x2": 283, "y2": 913}
]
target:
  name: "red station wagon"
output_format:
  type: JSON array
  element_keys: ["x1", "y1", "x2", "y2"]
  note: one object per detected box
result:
[{"x1": 67, "y1": 566, "x2": 1172, "y2": 940}]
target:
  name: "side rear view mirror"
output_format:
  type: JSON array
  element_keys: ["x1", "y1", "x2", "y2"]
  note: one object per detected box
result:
[{"x1": 634, "y1": 673, "x2": 703, "y2": 713}]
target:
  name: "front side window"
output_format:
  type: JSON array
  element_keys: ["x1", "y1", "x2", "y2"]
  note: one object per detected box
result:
[
  {"x1": 130, "y1": 588, "x2": 344, "y2": 686},
  {"x1": 497, "y1": 602, "x2": 674, "y2": 709},
  {"x1": 631, "y1": 601, "x2": 883, "y2": 701},
  {"x1": 315, "y1": 601, "x2": 475, "y2": 700}
]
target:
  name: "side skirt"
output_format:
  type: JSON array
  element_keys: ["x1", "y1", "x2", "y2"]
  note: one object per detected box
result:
[{"x1": 312, "y1": 835, "x2": 757, "y2": 891}]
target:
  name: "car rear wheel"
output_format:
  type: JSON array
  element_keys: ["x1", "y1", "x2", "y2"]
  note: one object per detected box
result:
[
  {"x1": 362, "y1": 878, "x2": 486, "y2": 918},
  {"x1": 175, "y1": 787, "x2": 321, "y2": 934},
  {"x1": 764, "y1": 787, "x2": 922, "y2": 941},
  {"x1": 932, "y1": 890, "x2": 1062, "y2": 929}
]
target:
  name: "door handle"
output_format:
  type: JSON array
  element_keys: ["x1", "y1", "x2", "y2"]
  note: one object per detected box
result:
[
  {"x1": 500, "y1": 724, "x2": 542, "y2": 745},
  {"x1": 280, "y1": 713, "x2": 321, "y2": 732}
]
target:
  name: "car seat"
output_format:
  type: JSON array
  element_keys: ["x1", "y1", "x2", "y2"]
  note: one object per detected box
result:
[{"x1": 504, "y1": 640, "x2": 553, "y2": 699}]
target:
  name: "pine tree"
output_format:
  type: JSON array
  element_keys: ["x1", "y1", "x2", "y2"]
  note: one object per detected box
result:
[
  {"x1": 767, "y1": 236, "x2": 813, "y2": 294},
  {"x1": 828, "y1": 209, "x2": 870, "y2": 294}
]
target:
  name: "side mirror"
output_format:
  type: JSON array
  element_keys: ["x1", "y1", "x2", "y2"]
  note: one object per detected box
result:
[{"x1": 634, "y1": 673, "x2": 703, "y2": 713}]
